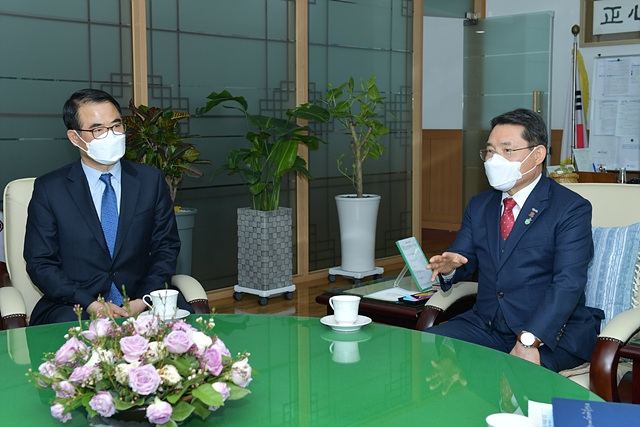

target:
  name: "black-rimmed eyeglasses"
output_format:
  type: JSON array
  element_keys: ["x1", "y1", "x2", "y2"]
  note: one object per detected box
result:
[
  {"x1": 479, "y1": 146, "x2": 535, "y2": 162},
  {"x1": 76, "y1": 123, "x2": 127, "y2": 140}
]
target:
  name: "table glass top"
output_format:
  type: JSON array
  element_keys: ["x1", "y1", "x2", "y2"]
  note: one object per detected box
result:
[
  {"x1": 325, "y1": 274, "x2": 428, "y2": 306},
  {"x1": 1, "y1": 314, "x2": 600, "y2": 426}
]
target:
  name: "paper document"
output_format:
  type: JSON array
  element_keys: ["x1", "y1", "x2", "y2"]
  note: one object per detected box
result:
[{"x1": 365, "y1": 287, "x2": 414, "y2": 302}]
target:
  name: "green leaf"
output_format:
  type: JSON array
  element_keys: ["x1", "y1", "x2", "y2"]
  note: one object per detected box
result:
[
  {"x1": 227, "y1": 383, "x2": 252, "y2": 401},
  {"x1": 191, "y1": 384, "x2": 224, "y2": 407},
  {"x1": 170, "y1": 401, "x2": 195, "y2": 422},
  {"x1": 191, "y1": 399, "x2": 212, "y2": 420}
]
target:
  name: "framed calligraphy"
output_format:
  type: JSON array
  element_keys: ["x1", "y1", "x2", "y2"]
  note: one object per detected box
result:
[{"x1": 581, "y1": 0, "x2": 640, "y2": 46}]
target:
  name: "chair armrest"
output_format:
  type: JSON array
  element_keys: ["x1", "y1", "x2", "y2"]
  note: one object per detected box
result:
[
  {"x1": 171, "y1": 274, "x2": 210, "y2": 314},
  {"x1": 0, "y1": 286, "x2": 28, "y2": 329},
  {"x1": 590, "y1": 307, "x2": 640, "y2": 401},
  {"x1": 416, "y1": 281, "x2": 478, "y2": 330}
]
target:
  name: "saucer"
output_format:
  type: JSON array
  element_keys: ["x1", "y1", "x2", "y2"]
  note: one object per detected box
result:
[
  {"x1": 140, "y1": 309, "x2": 190, "y2": 320},
  {"x1": 320, "y1": 315, "x2": 371, "y2": 332}
]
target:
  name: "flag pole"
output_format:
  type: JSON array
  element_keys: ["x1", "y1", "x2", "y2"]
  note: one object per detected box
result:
[{"x1": 571, "y1": 25, "x2": 580, "y2": 167}]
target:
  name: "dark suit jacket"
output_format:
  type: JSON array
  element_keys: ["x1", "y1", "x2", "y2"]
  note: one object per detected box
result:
[
  {"x1": 25, "y1": 160, "x2": 180, "y2": 324},
  {"x1": 443, "y1": 175, "x2": 600, "y2": 361}
]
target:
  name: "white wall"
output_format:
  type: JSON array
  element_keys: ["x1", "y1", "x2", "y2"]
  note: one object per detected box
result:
[{"x1": 423, "y1": 1, "x2": 640, "y2": 130}]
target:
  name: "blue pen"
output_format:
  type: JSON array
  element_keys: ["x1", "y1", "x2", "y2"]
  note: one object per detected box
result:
[{"x1": 592, "y1": 163, "x2": 597, "y2": 172}]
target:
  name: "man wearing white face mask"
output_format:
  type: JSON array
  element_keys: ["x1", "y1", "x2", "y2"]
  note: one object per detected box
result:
[
  {"x1": 426, "y1": 108, "x2": 604, "y2": 372},
  {"x1": 24, "y1": 89, "x2": 191, "y2": 325}
]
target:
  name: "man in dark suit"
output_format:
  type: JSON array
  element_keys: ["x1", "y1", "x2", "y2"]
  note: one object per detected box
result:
[
  {"x1": 426, "y1": 108, "x2": 603, "y2": 372},
  {"x1": 25, "y1": 89, "x2": 184, "y2": 325}
]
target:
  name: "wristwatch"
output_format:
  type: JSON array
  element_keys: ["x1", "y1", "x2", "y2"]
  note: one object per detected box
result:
[{"x1": 517, "y1": 331, "x2": 542, "y2": 348}]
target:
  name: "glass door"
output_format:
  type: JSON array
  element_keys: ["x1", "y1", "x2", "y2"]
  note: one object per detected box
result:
[{"x1": 462, "y1": 12, "x2": 553, "y2": 206}]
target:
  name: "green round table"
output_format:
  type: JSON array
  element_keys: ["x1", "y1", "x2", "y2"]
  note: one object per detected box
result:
[{"x1": 1, "y1": 314, "x2": 600, "y2": 426}]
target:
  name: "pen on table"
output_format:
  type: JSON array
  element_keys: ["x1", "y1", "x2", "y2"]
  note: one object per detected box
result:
[{"x1": 592, "y1": 163, "x2": 597, "y2": 172}]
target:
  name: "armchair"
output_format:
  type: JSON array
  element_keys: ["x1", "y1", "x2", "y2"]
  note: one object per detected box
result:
[
  {"x1": 416, "y1": 183, "x2": 640, "y2": 402},
  {"x1": 0, "y1": 178, "x2": 210, "y2": 330}
]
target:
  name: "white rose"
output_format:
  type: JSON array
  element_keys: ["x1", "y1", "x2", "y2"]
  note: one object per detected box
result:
[
  {"x1": 145, "y1": 341, "x2": 166, "y2": 364},
  {"x1": 188, "y1": 331, "x2": 212, "y2": 355},
  {"x1": 85, "y1": 348, "x2": 116, "y2": 368},
  {"x1": 158, "y1": 364, "x2": 182, "y2": 386},
  {"x1": 115, "y1": 362, "x2": 139, "y2": 385}
]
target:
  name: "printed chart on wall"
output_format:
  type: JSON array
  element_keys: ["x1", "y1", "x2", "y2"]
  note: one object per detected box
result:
[{"x1": 590, "y1": 55, "x2": 640, "y2": 171}]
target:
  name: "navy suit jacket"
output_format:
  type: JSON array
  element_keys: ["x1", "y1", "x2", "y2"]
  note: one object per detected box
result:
[
  {"x1": 25, "y1": 160, "x2": 180, "y2": 324},
  {"x1": 443, "y1": 175, "x2": 601, "y2": 361}
]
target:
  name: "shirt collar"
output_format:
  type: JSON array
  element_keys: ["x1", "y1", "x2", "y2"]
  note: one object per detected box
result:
[
  {"x1": 81, "y1": 161, "x2": 122, "y2": 187},
  {"x1": 501, "y1": 173, "x2": 542, "y2": 208}
]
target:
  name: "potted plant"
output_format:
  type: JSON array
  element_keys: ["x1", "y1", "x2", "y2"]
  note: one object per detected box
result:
[
  {"x1": 196, "y1": 91, "x2": 329, "y2": 304},
  {"x1": 123, "y1": 101, "x2": 211, "y2": 275},
  {"x1": 316, "y1": 76, "x2": 392, "y2": 280}
]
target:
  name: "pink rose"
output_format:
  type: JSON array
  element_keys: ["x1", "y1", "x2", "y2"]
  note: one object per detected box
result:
[
  {"x1": 170, "y1": 320, "x2": 197, "y2": 333},
  {"x1": 119, "y1": 335, "x2": 149, "y2": 363},
  {"x1": 212, "y1": 337, "x2": 231, "y2": 357},
  {"x1": 209, "y1": 382, "x2": 231, "y2": 411},
  {"x1": 81, "y1": 318, "x2": 113, "y2": 342},
  {"x1": 55, "y1": 336, "x2": 87, "y2": 365},
  {"x1": 164, "y1": 330, "x2": 193, "y2": 354},
  {"x1": 89, "y1": 391, "x2": 116, "y2": 417},
  {"x1": 231, "y1": 358, "x2": 252, "y2": 387},
  {"x1": 134, "y1": 315, "x2": 159, "y2": 337},
  {"x1": 129, "y1": 364, "x2": 161, "y2": 395},
  {"x1": 203, "y1": 348, "x2": 223, "y2": 376},
  {"x1": 53, "y1": 381, "x2": 76, "y2": 398},
  {"x1": 146, "y1": 400, "x2": 172, "y2": 424},
  {"x1": 51, "y1": 402, "x2": 72, "y2": 423},
  {"x1": 68, "y1": 365, "x2": 95, "y2": 384}
]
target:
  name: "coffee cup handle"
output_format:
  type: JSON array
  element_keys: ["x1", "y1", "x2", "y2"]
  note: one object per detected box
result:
[
  {"x1": 142, "y1": 294, "x2": 153, "y2": 310},
  {"x1": 329, "y1": 297, "x2": 335, "y2": 311}
]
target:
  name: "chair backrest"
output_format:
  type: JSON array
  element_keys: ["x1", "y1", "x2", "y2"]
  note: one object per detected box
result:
[
  {"x1": 3, "y1": 178, "x2": 42, "y2": 318},
  {"x1": 562, "y1": 183, "x2": 640, "y2": 227},
  {"x1": 562, "y1": 183, "x2": 640, "y2": 326}
]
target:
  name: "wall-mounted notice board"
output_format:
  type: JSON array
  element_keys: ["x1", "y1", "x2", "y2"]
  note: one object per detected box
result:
[{"x1": 589, "y1": 55, "x2": 640, "y2": 171}]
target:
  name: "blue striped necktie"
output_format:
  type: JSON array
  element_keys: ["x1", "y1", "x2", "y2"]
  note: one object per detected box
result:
[{"x1": 99, "y1": 173, "x2": 124, "y2": 306}]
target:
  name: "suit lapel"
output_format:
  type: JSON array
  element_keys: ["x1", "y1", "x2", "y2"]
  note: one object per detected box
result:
[
  {"x1": 486, "y1": 191, "x2": 503, "y2": 272},
  {"x1": 497, "y1": 177, "x2": 550, "y2": 269},
  {"x1": 66, "y1": 161, "x2": 111, "y2": 257},
  {"x1": 114, "y1": 161, "x2": 141, "y2": 259}
]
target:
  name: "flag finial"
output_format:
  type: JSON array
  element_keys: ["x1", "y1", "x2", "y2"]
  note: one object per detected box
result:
[{"x1": 572, "y1": 25, "x2": 580, "y2": 36}]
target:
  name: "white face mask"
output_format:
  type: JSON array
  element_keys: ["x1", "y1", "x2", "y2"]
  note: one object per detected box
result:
[
  {"x1": 484, "y1": 147, "x2": 537, "y2": 192},
  {"x1": 75, "y1": 130, "x2": 126, "y2": 165}
]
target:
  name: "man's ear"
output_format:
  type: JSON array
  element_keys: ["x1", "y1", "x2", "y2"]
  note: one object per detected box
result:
[
  {"x1": 534, "y1": 145, "x2": 547, "y2": 165},
  {"x1": 67, "y1": 129, "x2": 81, "y2": 146}
]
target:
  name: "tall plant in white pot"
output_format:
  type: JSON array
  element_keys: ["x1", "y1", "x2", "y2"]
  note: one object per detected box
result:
[
  {"x1": 317, "y1": 76, "x2": 392, "y2": 282},
  {"x1": 196, "y1": 91, "x2": 329, "y2": 304}
]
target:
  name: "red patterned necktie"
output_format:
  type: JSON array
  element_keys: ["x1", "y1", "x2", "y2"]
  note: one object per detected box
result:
[{"x1": 500, "y1": 197, "x2": 517, "y2": 240}]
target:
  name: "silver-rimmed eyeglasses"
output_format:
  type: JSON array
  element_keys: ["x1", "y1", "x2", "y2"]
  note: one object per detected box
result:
[
  {"x1": 479, "y1": 145, "x2": 535, "y2": 161},
  {"x1": 76, "y1": 123, "x2": 126, "y2": 140}
]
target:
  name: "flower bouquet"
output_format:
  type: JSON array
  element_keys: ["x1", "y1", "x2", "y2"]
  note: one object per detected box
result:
[{"x1": 28, "y1": 309, "x2": 252, "y2": 426}]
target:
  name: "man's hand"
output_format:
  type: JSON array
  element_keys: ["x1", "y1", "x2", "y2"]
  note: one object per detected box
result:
[
  {"x1": 509, "y1": 341, "x2": 541, "y2": 365},
  {"x1": 126, "y1": 299, "x2": 148, "y2": 317},
  {"x1": 87, "y1": 300, "x2": 129, "y2": 318},
  {"x1": 427, "y1": 252, "x2": 468, "y2": 282}
]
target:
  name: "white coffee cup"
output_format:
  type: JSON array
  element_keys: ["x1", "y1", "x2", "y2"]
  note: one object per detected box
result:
[
  {"x1": 486, "y1": 413, "x2": 534, "y2": 427},
  {"x1": 329, "y1": 295, "x2": 360, "y2": 324},
  {"x1": 329, "y1": 341, "x2": 360, "y2": 364},
  {"x1": 143, "y1": 289, "x2": 179, "y2": 319}
]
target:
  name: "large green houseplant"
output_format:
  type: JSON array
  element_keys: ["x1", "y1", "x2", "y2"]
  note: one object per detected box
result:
[
  {"x1": 195, "y1": 91, "x2": 329, "y2": 211},
  {"x1": 196, "y1": 91, "x2": 329, "y2": 304},
  {"x1": 316, "y1": 75, "x2": 392, "y2": 278},
  {"x1": 123, "y1": 100, "x2": 210, "y2": 203},
  {"x1": 319, "y1": 75, "x2": 390, "y2": 198}
]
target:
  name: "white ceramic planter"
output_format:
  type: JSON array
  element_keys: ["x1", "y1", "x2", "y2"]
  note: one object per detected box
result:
[{"x1": 335, "y1": 194, "x2": 381, "y2": 272}]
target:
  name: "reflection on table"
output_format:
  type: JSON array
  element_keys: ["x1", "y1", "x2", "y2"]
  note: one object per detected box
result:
[{"x1": 1, "y1": 314, "x2": 600, "y2": 426}]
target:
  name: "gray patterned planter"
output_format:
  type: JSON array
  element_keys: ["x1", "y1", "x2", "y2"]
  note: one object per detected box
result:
[{"x1": 237, "y1": 207, "x2": 292, "y2": 291}]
